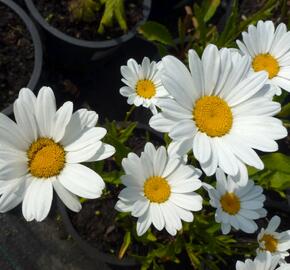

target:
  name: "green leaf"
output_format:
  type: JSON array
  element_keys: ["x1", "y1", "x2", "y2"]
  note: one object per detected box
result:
[
  {"x1": 269, "y1": 171, "x2": 290, "y2": 189},
  {"x1": 278, "y1": 102, "x2": 290, "y2": 118},
  {"x1": 118, "y1": 231, "x2": 131, "y2": 259},
  {"x1": 262, "y1": 153, "x2": 290, "y2": 174},
  {"x1": 138, "y1": 21, "x2": 175, "y2": 47},
  {"x1": 204, "y1": 0, "x2": 221, "y2": 22},
  {"x1": 119, "y1": 122, "x2": 137, "y2": 144},
  {"x1": 98, "y1": 0, "x2": 127, "y2": 34}
]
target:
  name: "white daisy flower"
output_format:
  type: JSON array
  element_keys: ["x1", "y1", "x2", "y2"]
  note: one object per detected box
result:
[
  {"x1": 257, "y1": 215, "x2": 290, "y2": 260},
  {"x1": 0, "y1": 87, "x2": 115, "y2": 222},
  {"x1": 149, "y1": 44, "x2": 287, "y2": 185},
  {"x1": 207, "y1": 169, "x2": 266, "y2": 234},
  {"x1": 236, "y1": 252, "x2": 283, "y2": 270},
  {"x1": 120, "y1": 57, "x2": 168, "y2": 114},
  {"x1": 237, "y1": 20, "x2": 290, "y2": 95},
  {"x1": 115, "y1": 142, "x2": 203, "y2": 236}
]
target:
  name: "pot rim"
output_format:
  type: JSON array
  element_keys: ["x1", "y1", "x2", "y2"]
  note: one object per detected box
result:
[
  {"x1": 0, "y1": 0, "x2": 43, "y2": 116},
  {"x1": 24, "y1": 0, "x2": 152, "y2": 49},
  {"x1": 57, "y1": 196, "x2": 139, "y2": 267}
]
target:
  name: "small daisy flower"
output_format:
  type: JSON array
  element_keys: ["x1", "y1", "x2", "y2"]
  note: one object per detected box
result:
[
  {"x1": 257, "y1": 215, "x2": 290, "y2": 259},
  {"x1": 120, "y1": 57, "x2": 168, "y2": 114},
  {"x1": 149, "y1": 44, "x2": 287, "y2": 184},
  {"x1": 0, "y1": 87, "x2": 115, "y2": 221},
  {"x1": 115, "y1": 142, "x2": 203, "y2": 236},
  {"x1": 207, "y1": 169, "x2": 266, "y2": 234},
  {"x1": 236, "y1": 252, "x2": 283, "y2": 270},
  {"x1": 237, "y1": 20, "x2": 290, "y2": 95}
]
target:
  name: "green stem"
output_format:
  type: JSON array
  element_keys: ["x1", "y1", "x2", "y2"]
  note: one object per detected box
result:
[{"x1": 124, "y1": 105, "x2": 136, "y2": 122}]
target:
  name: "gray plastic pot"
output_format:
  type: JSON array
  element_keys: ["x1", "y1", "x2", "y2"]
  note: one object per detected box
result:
[
  {"x1": 24, "y1": 0, "x2": 151, "y2": 68},
  {"x1": 0, "y1": 0, "x2": 43, "y2": 116}
]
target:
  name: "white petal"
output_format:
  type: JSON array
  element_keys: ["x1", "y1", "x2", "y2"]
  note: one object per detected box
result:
[
  {"x1": 132, "y1": 198, "x2": 150, "y2": 217},
  {"x1": 52, "y1": 102, "x2": 73, "y2": 142},
  {"x1": 170, "y1": 193, "x2": 203, "y2": 211},
  {"x1": 188, "y1": 49, "x2": 204, "y2": 95},
  {"x1": 35, "y1": 87, "x2": 56, "y2": 138},
  {"x1": 193, "y1": 132, "x2": 211, "y2": 163},
  {"x1": 22, "y1": 179, "x2": 53, "y2": 222},
  {"x1": 202, "y1": 44, "x2": 220, "y2": 96},
  {"x1": 64, "y1": 127, "x2": 106, "y2": 151},
  {"x1": 86, "y1": 143, "x2": 115, "y2": 162},
  {"x1": 153, "y1": 146, "x2": 167, "y2": 176},
  {"x1": 149, "y1": 112, "x2": 176, "y2": 133},
  {"x1": 0, "y1": 177, "x2": 26, "y2": 212},
  {"x1": 226, "y1": 72, "x2": 268, "y2": 106},
  {"x1": 13, "y1": 98, "x2": 38, "y2": 142},
  {"x1": 162, "y1": 55, "x2": 197, "y2": 109},
  {"x1": 150, "y1": 203, "x2": 165, "y2": 231},
  {"x1": 169, "y1": 120, "x2": 196, "y2": 141},
  {"x1": 0, "y1": 113, "x2": 29, "y2": 151},
  {"x1": 58, "y1": 164, "x2": 105, "y2": 199},
  {"x1": 66, "y1": 141, "x2": 102, "y2": 163},
  {"x1": 136, "y1": 209, "x2": 152, "y2": 236}
]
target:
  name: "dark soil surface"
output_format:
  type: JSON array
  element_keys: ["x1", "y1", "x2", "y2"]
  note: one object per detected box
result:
[
  {"x1": 0, "y1": 3, "x2": 34, "y2": 111},
  {"x1": 35, "y1": 0, "x2": 143, "y2": 41}
]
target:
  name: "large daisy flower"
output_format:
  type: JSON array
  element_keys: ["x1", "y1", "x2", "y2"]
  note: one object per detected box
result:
[
  {"x1": 115, "y1": 142, "x2": 203, "y2": 236},
  {"x1": 207, "y1": 169, "x2": 266, "y2": 234},
  {"x1": 237, "y1": 20, "x2": 290, "y2": 95},
  {"x1": 150, "y1": 44, "x2": 287, "y2": 184},
  {"x1": 120, "y1": 57, "x2": 168, "y2": 114},
  {"x1": 257, "y1": 215, "x2": 290, "y2": 260},
  {"x1": 0, "y1": 87, "x2": 115, "y2": 221},
  {"x1": 236, "y1": 252, "x2": 290, "y2": 270}
]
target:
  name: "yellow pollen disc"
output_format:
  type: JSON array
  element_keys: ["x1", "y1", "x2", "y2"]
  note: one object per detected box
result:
[
  {"x1": 27, "y1": 138, "x2": 65, "y2": 178},
  {"x1": 260, "y1": 234, "x2": 278, "y2": 253},
  {"x1": 220, "y1": 192, "x2": 240, "y2": 215},
  {"x1": 143, "y1": 176, "x2": 171, "y2": 203},
  {"x1": 252, "y1": 53, "x2": 280, "y2": 79},
  {"x1": 136, "y1": 79, "x2": 156, "y2": 99},
  {"x1": 193, "y1": 96, "x2": 233, "y2": 137}
]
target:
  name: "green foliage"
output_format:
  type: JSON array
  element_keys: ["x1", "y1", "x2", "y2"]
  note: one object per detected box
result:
[
  {"x1": 103, "y1": 120, "x2": 137, "y2": 167},
  {"x1": 138, "y1": 21, "x2": 175, "y2": 47},
  {"x1": 98, "y1": 0, "x2": 127, "y2": 34},
  {"x1": 138, "y1": 0, "x2": 282, "y2": 58},
  {"x1": 249, "y1": 153, "x2": 290, "y2": 192},
  {"x1": 67, "y1": 0, "x2": 127, "y2": 34}
]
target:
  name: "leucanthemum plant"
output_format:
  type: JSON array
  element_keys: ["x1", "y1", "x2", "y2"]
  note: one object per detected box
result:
[
  {"x1": 0, "y1": 87, "x2": 115, "y2": 221},
  {"x1": 236, "y1": 252, "x2": 290, "y2": 270},
  {"x1": 115, "y1": 142, "x2": 203, "y2": 236},
  {"x1": 207, "y1": 169, "x2": 266, "y2": 234},
  {"x1": 257, "y1": 215, "x2": 290, "y2": 260},
  {"x1": 237, "y1": 20, "x2": 290, "y2": 96},
  {"x1": 120, "y1": 57, "x2": 169, "y2": 115},
  {"x1": 149, "y1": 44, "x2": 287, "y2": 184}
]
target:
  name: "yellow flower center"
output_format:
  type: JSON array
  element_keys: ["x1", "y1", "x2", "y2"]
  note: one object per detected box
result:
[
  {"x1": 193, "y1": 96, "x2": 233, "y2": 137},
  {"x1": 220, "y1": 192, "x2": 240, "y2": 215},
  {"x1": 136, "y1": 79, "x2": 156, "y2": 99},
  {"x1": 252, "y1": 53, "x2": 280, "y2": 79},
  {"x1": 260, "y1": 234, "x2": 278, "y2": 253},
  {"x1": 143, "y1": 176, "x2": 171, "y2": 203},
  {"x1": 27, "y1": 138, "x2": 65, "y2": 178}
]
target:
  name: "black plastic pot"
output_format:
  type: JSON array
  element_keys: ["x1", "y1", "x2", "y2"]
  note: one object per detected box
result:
[
  {"x1": 24, "y1": 0, "x2": 151, "y2": 68},
  {"x1": 0, "y1": 0, "x2": 43, "y2": 116}
]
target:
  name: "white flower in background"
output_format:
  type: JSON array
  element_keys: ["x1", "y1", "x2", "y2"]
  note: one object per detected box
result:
[
  {"x1": 150, "y1": 44, "x2": 287, "y2": 185},
  {"x1": 207, "y1": 169, "x2": 266, "y2": 234},
  {"x1": 237, "y1": 20, "x2": 290, "y2": 95},
  {"x1": 0, "y1": 87, "x2": 115, "y2": 222},
  {"x1": 115, "y1": 142, "x2": 203, "y2": 236},
  {"x1": 236, "y1": 252, "x2": 290, "y2": 270},
  {"x1": 120, "y1": 57, "x2": 168, "y2": 114},
  {"x1": 257, "y1": 215, "x2": 290, "y2": 260}
]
